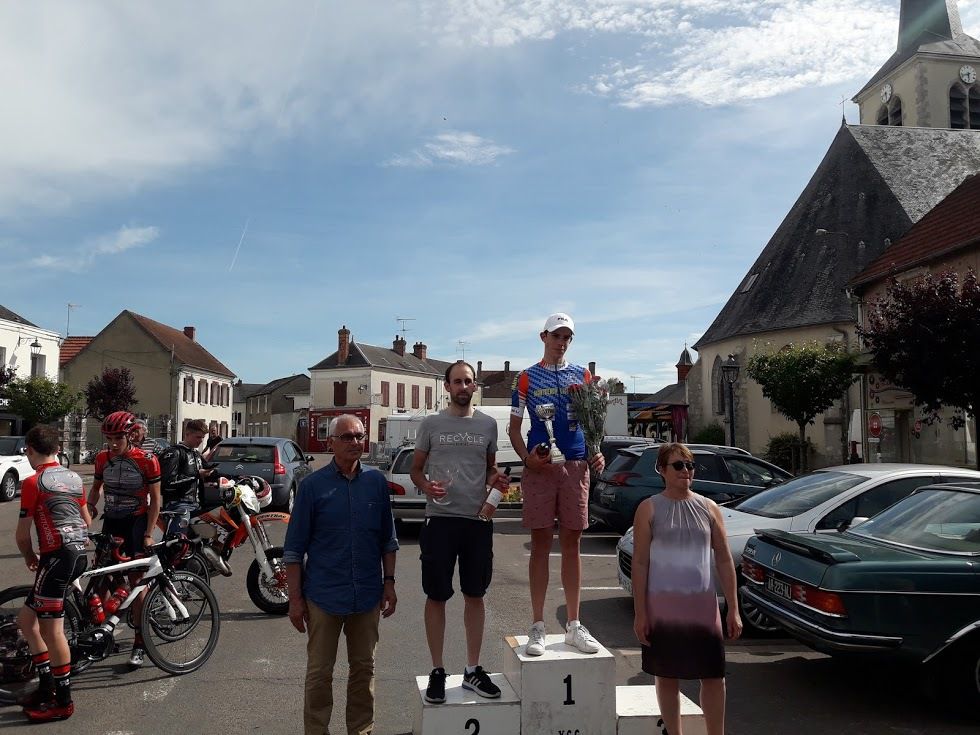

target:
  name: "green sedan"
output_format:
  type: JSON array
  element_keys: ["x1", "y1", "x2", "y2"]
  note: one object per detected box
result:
[{"x1": 741, "y1": 483, "x2": 980, "y2": 709}]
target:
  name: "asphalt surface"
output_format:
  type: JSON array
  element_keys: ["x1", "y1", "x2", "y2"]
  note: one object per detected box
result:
[{"x1": 0, "y1": 460, "x2": 976, "y2": 734}]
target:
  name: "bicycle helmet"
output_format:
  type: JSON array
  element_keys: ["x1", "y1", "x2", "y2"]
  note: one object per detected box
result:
[
  {"x1": 244, "y1": 476, "x2": 273, "y2": 508},
  {"x1": 102, "y1": 411, "x2": 137, "y2": 435}
]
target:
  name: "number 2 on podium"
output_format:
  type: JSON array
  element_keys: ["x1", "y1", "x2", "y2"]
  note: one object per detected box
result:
[
  {"x1": 563, "y1": 674, "x2": 575, "y2": 705},
  {"x1": 465, "y1": 717, "x2": 480, "y2": 734}
]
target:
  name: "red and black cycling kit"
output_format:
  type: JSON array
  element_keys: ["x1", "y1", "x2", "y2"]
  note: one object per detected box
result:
[
  {"x1": 94, "y1": 448, "x2": 161, "y2": 556},
  {"x1": 19, "y1": 463, "x2": 88, "y2": 618}
]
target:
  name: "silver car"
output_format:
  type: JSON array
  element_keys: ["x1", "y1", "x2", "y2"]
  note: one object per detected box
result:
[
  {"x1": 617, "y1": 463, "x2": 980, "y2": 634},
  {"x1": 206, "y1": 437, "x2": 314, "y2": 512}
]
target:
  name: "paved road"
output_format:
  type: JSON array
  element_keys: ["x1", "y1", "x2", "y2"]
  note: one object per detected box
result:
[{"x1": 0, "y1": 468, "x2": 975, "y2": 734}]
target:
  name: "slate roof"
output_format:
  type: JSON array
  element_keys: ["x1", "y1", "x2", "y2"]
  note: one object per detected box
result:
[
  {"x1": 59, "y1": 336, "x2": 94, "y2": 367},
  {"x1": 646, "y1": 381, "x2": 687, "y2": 406},
  {"x1": 0, "y1": 305, "x2": 37, "y2": 328},
  {"x1": 851, "y1": 171, "x2": 980, "y2": 287},
  {"x1": 253, "y1": 373, "x2": 311, "y2": 396},
  {"x1": 479, "y1": 369, "x2": 520, "y2": 400},
  {"x1": 310, "y1": 340, "x2": 453, "y2": 377},
  {"x1": 694, "y1": 124, "x2": 980, "y2": 349},
  {"x1": 855, "y1": 1, "x2": 980, "y2": 98},
  {"x1": 233, "y1": 382, "x2": 264, "y2": 403}
]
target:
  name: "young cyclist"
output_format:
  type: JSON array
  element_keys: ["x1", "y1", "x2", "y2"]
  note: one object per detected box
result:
[
  {"x1": 85, "y1": 411, "x2": 161, "y2": 668},
  {"x1": 15, "y1": 425, "x2": 92, "y2": 722},
  {"x1": 157, "y1": 419, "x2": 211, "y2": 537}
]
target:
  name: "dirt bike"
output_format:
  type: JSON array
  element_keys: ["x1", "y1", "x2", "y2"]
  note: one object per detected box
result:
[{"x1": 188, "y1": 474, "x2": 290, "y2": 615}]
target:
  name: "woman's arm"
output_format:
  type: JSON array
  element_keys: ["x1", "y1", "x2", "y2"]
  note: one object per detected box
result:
[
  {"x1": 630, "y1": 499, "x2": 654, "y2": 645},
  {"x1": 709, "y1": 501, "x2": 743, "y2": 639}
]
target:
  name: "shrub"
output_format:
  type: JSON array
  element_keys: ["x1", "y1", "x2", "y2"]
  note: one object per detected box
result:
[
  {"x1": 691, "y1": 423, "x2": 726, "y2": 445},
  {"x1": 764, "y1": 432, "x2": 811, "y2": 473}
]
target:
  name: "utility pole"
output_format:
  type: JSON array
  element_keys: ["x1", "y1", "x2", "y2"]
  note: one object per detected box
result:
[{"x1": 629, "y1": 375, "x2": 638, "y2": 394}]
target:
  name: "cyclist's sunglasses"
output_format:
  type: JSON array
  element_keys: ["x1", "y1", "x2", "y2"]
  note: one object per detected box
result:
[{"x1": 667, "y1": 460, "x2": 696, "y2": 471}]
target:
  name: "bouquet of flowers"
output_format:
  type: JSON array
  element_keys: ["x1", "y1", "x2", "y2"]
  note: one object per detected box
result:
[{"x1": 567, "y1": 378, "x2": 608, "y2": 459}]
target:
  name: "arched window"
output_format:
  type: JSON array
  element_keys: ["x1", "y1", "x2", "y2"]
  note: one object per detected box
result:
[
  {"x1": 950, "y1": 83, "x2": 980, "y2": 129},
  {"x1": 876, "y1": 98, "x2": 902, "y2": 125},
  {"x1": 711, "y1": 355, "x2": 726, "y2": 416},
  {"x1": 876, "y1": 104, "x2": 888, "y2": 125}
]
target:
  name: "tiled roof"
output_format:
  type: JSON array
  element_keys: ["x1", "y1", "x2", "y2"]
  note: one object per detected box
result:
[
  {"x1": 253, "y1": 373, "x2": 311, "y2": 396},
  {"x1": 0, "y1": 305, "x2": 37, "y2": 327},
  {"x1": 694, "y1": 125, "x2": 980, "y2": 349},
  {"x1": 233, "y1": 382, "x2": 265, "y2": 403},
  {"x1": 59, "y1": 336, "x2": 94, "y2": 367},
  {"x1": 128, "y1": 312, "x2": 235, "y2": 378},
  {"x1": 310, "y1": 340, "x2": 453, "y2": 377},
  {"x1": 851, "y1": 172, "x2": 980, "y2": 287},
  {"x1": 479, "y1": 369, "x2": 519, "y2": 399}
]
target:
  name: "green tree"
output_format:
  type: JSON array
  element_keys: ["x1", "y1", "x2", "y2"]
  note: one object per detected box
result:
[
  {"x1": 5, "y1": 377, "x2": 81, "y2": 430},
  {"x1": 746, "y1": 342, "x2": 858, "y2": 472},
  {"x1": 606, "y1": 377, "x2": 626, "y2": 395},
  {"x1": 84, "y1": 367, "x2": 139, "y2": 420},
  {"x1": 859, "y1": 270, "x2": 980, "y2": 469},
  {"x1": 0, "y1": 365, "x2": 15, "y2": 398}
]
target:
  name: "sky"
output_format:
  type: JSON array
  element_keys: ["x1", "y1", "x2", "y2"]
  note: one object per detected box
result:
[{"x1": 4, "y1": 1, "x2": 980, "y2": 393}]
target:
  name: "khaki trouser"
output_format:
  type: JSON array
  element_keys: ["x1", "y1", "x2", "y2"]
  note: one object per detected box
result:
[{"x1": 304, "y1": 601, "x2": 381, "y2": 735}]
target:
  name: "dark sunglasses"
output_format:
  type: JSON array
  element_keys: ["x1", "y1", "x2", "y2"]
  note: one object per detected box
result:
[
  {"x1": 668, "y1": 460, "x2": 696, "y2": 471},
  {"x1": 332, "y1": 432, "x2": 366, "y2": 443}
]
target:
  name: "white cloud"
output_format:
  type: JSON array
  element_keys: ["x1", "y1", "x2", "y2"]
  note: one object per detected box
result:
[
  {"x1": 385, "y1": 131, "x2": 515, "y2": 167},
  {"x1": 28, "y1": 225, "x2": 160, "y2": 270}
]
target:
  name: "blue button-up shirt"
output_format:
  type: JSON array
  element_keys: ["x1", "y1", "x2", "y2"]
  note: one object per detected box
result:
[{"x1": 283, "y1": 460, "x2": 399, "y2": 615}]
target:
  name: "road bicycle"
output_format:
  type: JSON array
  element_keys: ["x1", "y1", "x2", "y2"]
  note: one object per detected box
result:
[{"x1": 0, "y1": 533, "x2": 220, "y2": 685}]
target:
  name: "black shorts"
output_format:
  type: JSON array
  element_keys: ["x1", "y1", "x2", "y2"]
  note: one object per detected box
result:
[
  {"x1": 419, "y1": 516, "x2": 493, "y2": 602},
  {"x1": 26, "y1": 546, "x2": 88, "y2": 619},
  {"x1": 102, "y1": 514, "x2": 149, "y2": 558}
]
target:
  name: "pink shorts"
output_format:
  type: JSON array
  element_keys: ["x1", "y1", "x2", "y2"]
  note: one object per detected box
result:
[{"x1": 521, "y1": 460, "x2": 590, "y2": 531}]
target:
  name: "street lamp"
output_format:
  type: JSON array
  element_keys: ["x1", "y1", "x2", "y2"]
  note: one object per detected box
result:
[
  {"x1": 29, "y1": 340, "x2": 42, "y2": 357},
  {"x1": 721, "y1": 353, "x2": 740, "y2": 447}
]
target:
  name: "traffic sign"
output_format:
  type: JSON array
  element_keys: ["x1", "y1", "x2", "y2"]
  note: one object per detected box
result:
[{"x1": 868, "y1": 413, "x2": 883, "y2": 439}]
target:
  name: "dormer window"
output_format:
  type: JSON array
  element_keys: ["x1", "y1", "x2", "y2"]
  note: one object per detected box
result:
[
  {"x1": 876, "y1": 97, "x2": 902, "y2": 126},
  {"x1": 950, "y1": 83, "x2": 980, "y2": 129}
]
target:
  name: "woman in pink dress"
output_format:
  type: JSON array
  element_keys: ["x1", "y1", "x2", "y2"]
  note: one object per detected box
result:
[{"x1": 631, "y1": 443, "x2": 742, "y2": 735}]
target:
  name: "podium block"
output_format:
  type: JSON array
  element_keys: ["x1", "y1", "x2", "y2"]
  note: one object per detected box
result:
[
  {"x1": 412, "y1": 673, "x2": 520, "y2": 735},
  {"x1": 503, "y1": 634, "x2": 616, "y2": 735},
  {"x1": 615, "y1": 685, "x2": 706, "y2": 735}
]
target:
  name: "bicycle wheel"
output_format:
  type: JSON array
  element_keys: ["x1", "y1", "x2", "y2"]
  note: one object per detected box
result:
[
  {"x1": 140, "y1": 574, "x2": 220, "y2": 675},
  {"x1": 182, "y1": 552, "x2": 211, "y2": 585},
  {"x1": 0, "y1": 587, "x2": 93, "y2": 676},
  {"x1": 246, "y1": 546, "x2": 289, "y2": 615}
]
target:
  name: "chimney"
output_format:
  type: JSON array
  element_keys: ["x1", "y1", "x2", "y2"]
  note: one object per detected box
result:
[
  {"x1": 588, "y1": 361, "x2": 596, "y2": 376},
  {"x1": 477, "y1": 360, "x2": 483, "y2": 379},
  {"x1": 183, "y1": 326, "x2": 196, "y2": 341},
  {"x1": 393, "y1": 335, "x2": 406, "y2": 357},
  {"x1": 338, "y1": 325, "x2": 351, "y2": 365},
  {"x1": 504, "y1": 360, "x2": 510, "y2": 372},
  {"x1": 412, "y1": 341, "x2": 428, "y2": 360}
]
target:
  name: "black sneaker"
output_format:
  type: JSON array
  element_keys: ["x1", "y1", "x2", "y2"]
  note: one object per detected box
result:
[
  {"x1": 461, "y1": 666, "x2": 501, "y2": 699},
  {"x1": 424, "y1": 667, "x2": 447, "y2": 704}
]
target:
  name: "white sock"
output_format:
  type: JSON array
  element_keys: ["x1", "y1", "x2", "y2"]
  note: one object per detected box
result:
[
  {"x1": 567, "y1": 619, "x2": 580, "y2": 629},
  {"x1": 465, "y1": 664, "x2": 478, "y2": 674}
]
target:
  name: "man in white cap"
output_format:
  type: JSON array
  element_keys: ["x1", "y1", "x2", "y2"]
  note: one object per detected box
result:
[{"x1": 508, "y1": 313, "x2": 605, "y2": 655}]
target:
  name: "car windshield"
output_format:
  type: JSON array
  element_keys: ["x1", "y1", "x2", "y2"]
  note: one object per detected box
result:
[
  {"x1": 212, "y1": 444, "x2": 274, "y2": 463},
  {"x1": 0, "y1": 437, "x2": 21, "y2": 455},
  {"x1": 731, "y1": 471, "x2": 865, "y2": 518},
  {"x1": 849, "y1": 488, "x2": 980, "y2": 554},
  {"x1": 603, "y1": 451, "x2": 639, "y2": 475},
  {"x1": 392, "y1": 450, "x2": 414, "y2": 475}
]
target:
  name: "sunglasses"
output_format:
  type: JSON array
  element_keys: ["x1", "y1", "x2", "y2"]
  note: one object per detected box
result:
[
  {"x1": 667, "y1": 460, "x2": 696, "y2": 471},
  {"x1": 332, "y1": 432, "x2": 366, "y2": 443}
]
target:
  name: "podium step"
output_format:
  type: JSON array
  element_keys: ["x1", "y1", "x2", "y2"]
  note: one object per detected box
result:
[
  {"x1": 412, "y1": 673, "x2": 520, "y2": 735},
  {"x1": 616, "y1": 685, "x2": 706, "y2": 735},
  {"x1": 503, "y1": 633, "x2": 617, "y2": 735}
]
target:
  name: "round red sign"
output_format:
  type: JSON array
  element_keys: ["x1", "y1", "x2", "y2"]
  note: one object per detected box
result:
[{"x1": 868, "y1": 413, "x2": 883, "y2": 438}]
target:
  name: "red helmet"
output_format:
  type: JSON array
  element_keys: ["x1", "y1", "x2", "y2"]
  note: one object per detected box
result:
[{"x1": 102, "y1": 411, "x2": 137, "y2": 435}]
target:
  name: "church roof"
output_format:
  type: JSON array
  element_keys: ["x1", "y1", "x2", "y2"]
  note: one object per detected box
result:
[
  {"x1": 854, "y1": 0, "x2": 980, "y2": 98},
  {"x1": 851, "y1": 171, "x2": 980, "y2": 288},
  {"x1": 694, "y1": 124, "x2": 980, "y2": 349}
]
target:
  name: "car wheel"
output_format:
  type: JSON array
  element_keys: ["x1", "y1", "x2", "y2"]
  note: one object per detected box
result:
[
  {"x1": 738, "y1": 583, "x2": 782, "y2": 636},
  {"x1": 0, "y1": 472, "x2": 16, "y2": 502},
  {"x1": 947, "y1": 640, "x2": 980, "y2": 710}
]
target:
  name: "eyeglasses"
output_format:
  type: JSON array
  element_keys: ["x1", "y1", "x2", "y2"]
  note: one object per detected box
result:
[
  {"x1": 332, "y1": 432, "x2": 366, "y2": 443},
  {"x1": 668, "y1": 460, "x2": 696, "y2": 471}
]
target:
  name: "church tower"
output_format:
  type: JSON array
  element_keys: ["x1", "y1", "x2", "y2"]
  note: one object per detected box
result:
[{"x1": 853, "y1": 0, "x2": 980, "y2": 128}]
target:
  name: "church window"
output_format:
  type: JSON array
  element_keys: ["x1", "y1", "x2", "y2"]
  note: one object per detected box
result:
[
  {"x1": 876, "y1": 98, "x2": 902, "y2": 126},
  {"x1": 949, "y1": 84, "x2": 980, "y2": 129},
  {"x1": 711, "y1": 355, "x2": 725, "y2": 416}
]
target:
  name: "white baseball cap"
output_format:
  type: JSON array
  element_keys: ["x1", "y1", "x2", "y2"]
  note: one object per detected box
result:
[{"x1": 543, "y1": 313, "x2": 575, "y2": 334}]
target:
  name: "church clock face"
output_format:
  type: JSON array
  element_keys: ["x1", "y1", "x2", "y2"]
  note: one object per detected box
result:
[
  {"x1": 960, "y1": 65, "x2": 977, "y2": 84},
  {"x1": 880, "y1": 82, "x2": 893, "y2": 104}
]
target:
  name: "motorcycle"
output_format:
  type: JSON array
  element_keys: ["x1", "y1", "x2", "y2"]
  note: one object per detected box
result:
[{"x1": 188, "y1": 475, "x2": 290, "y2": 615}]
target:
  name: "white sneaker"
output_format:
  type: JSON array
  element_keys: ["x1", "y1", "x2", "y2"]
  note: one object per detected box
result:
[
  {"x1": 128, "y1": 647, "x2": 145, "y2": 668},
  {"x1": 565, "y1": 620, "x2": 599, "y2": 654},
  {"x1": 525, "y1": 621, "x2": 546, "y2": 656}
]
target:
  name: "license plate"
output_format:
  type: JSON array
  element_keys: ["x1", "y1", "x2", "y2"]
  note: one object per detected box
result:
[{"x1": 766, "y1": 574, "x2": 792, "y2": 600}]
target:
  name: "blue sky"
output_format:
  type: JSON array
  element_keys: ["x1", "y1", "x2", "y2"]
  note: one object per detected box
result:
[{"x1": 4, "y1": 1, "x2": 979, "y2": 392}]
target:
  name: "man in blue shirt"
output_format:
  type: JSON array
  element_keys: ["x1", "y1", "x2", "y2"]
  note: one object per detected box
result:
[{"x1": 285, "y1": 414, "x2": 398, "y2": 735}]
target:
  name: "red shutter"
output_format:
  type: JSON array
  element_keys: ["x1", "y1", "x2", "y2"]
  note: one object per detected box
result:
[
  {"x1": 396, "y1": 383, "x2": 405, "y2": 408},
  {"x1": 334, "y1": 381, "x2": 348, "y2": 406},
  {"x1": 411, "y1": 385, "x2": 420, "y2": 409},
  {"x1": 381, "y1": 381, "x2": 390, "y2": 407},
  {"x1": 425, "y1": 386, "x2": 433, "y2": 409}
]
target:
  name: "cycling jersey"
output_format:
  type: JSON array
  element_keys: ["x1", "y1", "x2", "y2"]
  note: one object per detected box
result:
[
  {"x1": 511, "y1": 361, "x2": 593, "y2": 461},
  {"x1": 94, "y1": 448, "x2": 161, "y2": 519},
  {"x1": 19, "y1": 463, "x2": 88, "y2": 554}
]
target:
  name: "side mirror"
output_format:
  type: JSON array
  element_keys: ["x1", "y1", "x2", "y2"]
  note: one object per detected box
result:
[
  {"x1": 18, "y1": 447, "x2": 27, "y2": 455},
  {"x1": 306, "y1": 455, "x2": 314, "y2": 463},
  {"x1": 837, "y1": 516, "x2": 869, "y2": 532}
]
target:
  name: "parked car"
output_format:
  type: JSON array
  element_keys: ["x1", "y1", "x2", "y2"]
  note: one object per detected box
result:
[
  {"x1": 205, "y1": 437, "x2": 313, "y2": 512},
  {"x1": 616, "y1": 463, "x2": 980, "y2": 635},
  {"x1": 142, "y1": 437, "x2": 171, "y2": 454},
  {"x1": 0, "y1": 436, "x2": 34, "y2": 502},
  {"x1": 590, "y1": 444, "x2": 790, "y2": 533},
  {"x1": 741, "y1": 482, "x2": 980, "y2": 708},
  {"x1": 384, "y1": 443, "x2": 523, "y2": 521}
]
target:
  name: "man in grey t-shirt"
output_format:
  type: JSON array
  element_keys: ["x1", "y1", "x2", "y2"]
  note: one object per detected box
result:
[{"x1": 410, "y1": 361, "x2": 510, "y2": 705}]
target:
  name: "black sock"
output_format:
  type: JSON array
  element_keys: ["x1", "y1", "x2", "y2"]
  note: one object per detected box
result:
[
  {"x1": 32, "y1": 652, "x2": 53, "y2": 696},
  {"x1": 52, "y1": 664, "x2": 71, "y2": 707}
]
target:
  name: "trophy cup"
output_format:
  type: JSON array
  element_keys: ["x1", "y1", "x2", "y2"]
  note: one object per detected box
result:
[{"x1": 534, "y1": 403, "x2": 566, "y2": 465}]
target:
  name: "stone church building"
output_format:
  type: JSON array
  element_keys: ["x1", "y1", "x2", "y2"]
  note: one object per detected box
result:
[{"x1": 687, "y1": 0, "x2": 980, "y2": 468}]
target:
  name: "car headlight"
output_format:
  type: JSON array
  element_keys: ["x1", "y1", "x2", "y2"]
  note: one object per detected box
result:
[{"x1": 622, "y1": 526, "x2": 634, "y2": 546}]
